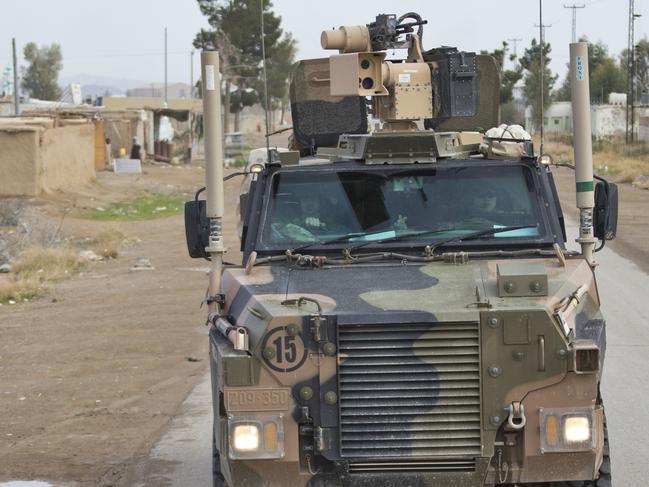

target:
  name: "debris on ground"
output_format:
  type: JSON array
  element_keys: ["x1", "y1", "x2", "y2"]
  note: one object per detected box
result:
[
  {"x1": 131, "y1": 257, "x2": 155, "y2": 271},
  {"x1": 632, "y1": 173, "x2": 649, "y2": 189},
  {"x1": 78, "y1": 250, "x2": 103, "y2": 262}
]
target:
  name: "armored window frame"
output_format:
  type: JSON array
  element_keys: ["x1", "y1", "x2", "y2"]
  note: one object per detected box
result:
[{"x1": 248, "y1": 160, "x2": 560, "y2": 256}]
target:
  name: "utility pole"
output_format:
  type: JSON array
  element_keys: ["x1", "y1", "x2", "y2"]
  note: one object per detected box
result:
[
  {"x1": 12, "y1": 38, "x2": 19, "y2": 115},
  {"x1": 164, "y1": 27, "x2": 168, "y2": 106},
  {"x1": 190, "y1": 50, "x2": 195, "y2": 99},
  {"x1": 564, "y1": 4, "x2": 586, "y2": 43},
  {"x1": 626, "y1": 1, "x2": 641, "y2": 143},
  {"x1": 507, "y1": 37, "x2": 523, "y2": 63},
  {"x1": 536, "y1": 0, "x2": 552, "y2": 155}
]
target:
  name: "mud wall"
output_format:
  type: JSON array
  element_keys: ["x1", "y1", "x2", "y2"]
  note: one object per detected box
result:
[
  {"x1": 0, "y1": 127, "x2": 41, "y2": 197},
  {"x1": 0, "y1": 123, "x2": 95, "y2": 197},
  {"x1": 40, "y1": 124, "x2": 96, "y2": 193}
]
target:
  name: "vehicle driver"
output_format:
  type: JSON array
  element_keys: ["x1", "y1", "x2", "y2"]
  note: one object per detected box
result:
[
  {"x1": 300, "y1": 198, "x2": 325, "y2": 230},
  {"x1": 463, "y1": 183, "x2": 500, "y2": 227},
  {"x1": 271, "y1": 192, "x2": 338, "y2": 243}
]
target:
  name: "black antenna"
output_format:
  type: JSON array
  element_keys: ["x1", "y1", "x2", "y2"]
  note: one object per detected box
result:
[
  {"x1": 536, "y1": 0, "x2": 551, "y2": 155},
  {"x1": 260, "y1": 0, "x2": 271, "y2": 158}
]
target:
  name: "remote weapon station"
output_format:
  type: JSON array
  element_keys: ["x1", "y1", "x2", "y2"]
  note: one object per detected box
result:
[{"x1": 186, "y1": 12, "x2": 617, "y2": 487}]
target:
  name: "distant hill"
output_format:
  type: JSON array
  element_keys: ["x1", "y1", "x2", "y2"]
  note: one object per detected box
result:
[
  {"x1": 127, "y1": 82, "x2": 192, "y2": 99},
  {"x1": 60, "y1": 74, "x2": 147, "y2": 98},
  {"x1": 59, "y1": 75, "x2": 192, "y2": 99},
  {"x1": 60, "y1": 74, "x2": 147, "y2": 91}
]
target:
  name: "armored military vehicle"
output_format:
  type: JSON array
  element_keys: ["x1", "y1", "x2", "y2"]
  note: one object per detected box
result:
[{"x1": 185, "y1": 12, "x2": 617, "y2": 487}]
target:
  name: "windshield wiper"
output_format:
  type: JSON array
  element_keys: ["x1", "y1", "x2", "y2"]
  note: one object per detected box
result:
[
  {"x1": 345, "y1": 226, "x2": 456, "y2": 254},
  {"x1": 290, "y1": 226, "x2": 448, "y2": 254},
  {"x1": 290, "y1": 224, "x2": 537, "y2": 257},
  {"x1": 424, "y1": 224, "x2": 538, "y2": 254},
  {"x1": 289, "y1": 231, "x2": 369, "y2": 254}
]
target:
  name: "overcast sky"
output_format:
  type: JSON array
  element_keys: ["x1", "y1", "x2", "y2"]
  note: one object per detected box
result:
[{"x1": 0, "y1": 0, "x2": 644, "y2": 88}]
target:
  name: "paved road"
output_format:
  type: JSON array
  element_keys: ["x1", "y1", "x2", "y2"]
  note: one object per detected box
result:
[
  {"x1": 130, "y1": 373, "x2": 212, "y2": 487},
  {"x1": 132, "y1": 226, "x2": 649, "y2": 486}
]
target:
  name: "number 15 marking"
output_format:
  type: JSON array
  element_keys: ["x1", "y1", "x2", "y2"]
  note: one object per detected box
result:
[{"x1": 273, "y1": 335, "x2": 297, "y2": 364}]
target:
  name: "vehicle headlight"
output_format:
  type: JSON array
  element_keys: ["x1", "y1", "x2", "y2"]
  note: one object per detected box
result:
[
  {"x1": 228, "y1": 414, "x2": 284, "y2": 459},
  {"x1": 232, "y1": 424, "x2": 260, "y2": 452},
  {"x1": 564, "y1": 416, "x2": 591, "y2": 443},
  {"x1": 540, "y1": 408, "x2": 596, "y2": 453}
]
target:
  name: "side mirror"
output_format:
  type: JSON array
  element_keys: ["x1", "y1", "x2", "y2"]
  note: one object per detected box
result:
[
  {"x1": 594, "y1": 181, "x2": 618, "y2": 241},
  {"x1": 184, "y1": 200, "x2": 210, "y2": 259}
]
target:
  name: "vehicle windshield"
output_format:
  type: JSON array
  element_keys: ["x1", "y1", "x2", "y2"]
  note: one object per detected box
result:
[{"x1": 258, "y1": 164, "x2": 546, "y2": 251}]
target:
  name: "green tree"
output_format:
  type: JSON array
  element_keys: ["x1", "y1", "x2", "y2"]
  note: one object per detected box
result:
[
  {"x1": 194, "y1": 0, "x2": 291, "y2": 133},
  {"x1": 481, "y1": 41, "x2": 523, "y2": 105},
  {"x1": 555, "y1": 38, "x2": 625, "y2": 103},
  {"x1": 621, "y1": 38, "x2": 649, "y2": 99},
  {"x1": 591, "y1": 58, "x2": 626, "y2": 103},
  {"x1": 21, "y1": 43, "x2": 63, "y2": 100},
  {"x1": 520, "y1": 39, "x2": 558, "y2": 130},
  {"x1": 264, "y1": 33, "x2": 297, "y2": 125},
  {"x1": 481, "y1": 41, "x2": 524, "y2": 124}
]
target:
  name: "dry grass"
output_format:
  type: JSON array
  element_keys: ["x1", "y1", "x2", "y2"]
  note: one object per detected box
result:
[
  {"x1": 86, "y1": 228, "x2": 125, "y2": 259},
  {"x1": 0, "y1": 246, "x2": 86, "y2": 304},
  {"x1": 0, "y1": 277, "x2": 41, "y2": 304},
  {"x1": 545, "y1": 135, "x2": 649, "y2": 189},
  {"x1": 11, "y1": 246, "x2": 85, "y2": 282}
]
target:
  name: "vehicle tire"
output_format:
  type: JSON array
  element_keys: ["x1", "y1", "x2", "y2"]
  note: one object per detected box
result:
[{"x1": 213, "y1": 429, "x2": 228, "y2": 487}]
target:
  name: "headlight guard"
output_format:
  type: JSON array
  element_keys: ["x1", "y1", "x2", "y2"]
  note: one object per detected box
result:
[
  {"x1": 228, "y1": 413, "x2": 285, "y2": 459},
  {"x1": 539, "y1": 407, "x2": 597, "y2": 453}
]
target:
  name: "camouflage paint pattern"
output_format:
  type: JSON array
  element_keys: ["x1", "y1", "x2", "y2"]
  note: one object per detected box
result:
[{"x1": 210, "y1": 256, "x2": 606, "y2": 486}]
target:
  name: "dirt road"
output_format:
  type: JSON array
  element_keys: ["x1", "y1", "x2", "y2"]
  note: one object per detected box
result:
[{"x1": 0, "y1": 165, "x2": 240, "y2": 486}]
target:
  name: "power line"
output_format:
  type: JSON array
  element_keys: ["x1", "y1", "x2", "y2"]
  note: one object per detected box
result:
[
  {"x1": 507, "y1": 37, "x2": 523, "y2": 58},
  {"x1": 534, "y1": 23, "x2": 553, "y2": 41},
  {"x1": 564, "y1": 4, "x2": 586, "y2": 43}
]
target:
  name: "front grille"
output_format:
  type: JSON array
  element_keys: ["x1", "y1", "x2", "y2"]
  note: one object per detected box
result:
[
  {"x1": 338, "y1": 322, "x2": 481, "y2": 459},
  {"x1": 348, "y1": 458, "x2": 476, "y2": 473}
]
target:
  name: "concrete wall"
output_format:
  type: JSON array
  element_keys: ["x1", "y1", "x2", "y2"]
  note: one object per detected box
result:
[
  {"x1": 236, "y1": 104, "x2": 289, "y2": 135},
  {"x1": 0, "y1": 127, "x2": 41, "y2": 196},
  {"x1": 0, "y1": 122, "x2": 95, "y2": 197},
  {"x1": 638, "y1": 116, "x2": 649, "y2": 142},
  {"x1": 0, "y1": 100, "x2": 15, "y2": 116},
  {"x1": 525, "y1": 102, "x2": 649, "y2": 138},
  {"x1": 591, "y1": 105, "x2": 627, "y2": 137},
  {"x1": 40, "y1": 124, "x2": 95, "y2": 193}
]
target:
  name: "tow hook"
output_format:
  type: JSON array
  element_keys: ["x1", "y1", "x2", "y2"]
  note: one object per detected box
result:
[{"x1": 504, "y1": 402, "x2": 526, "y2": 430}]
